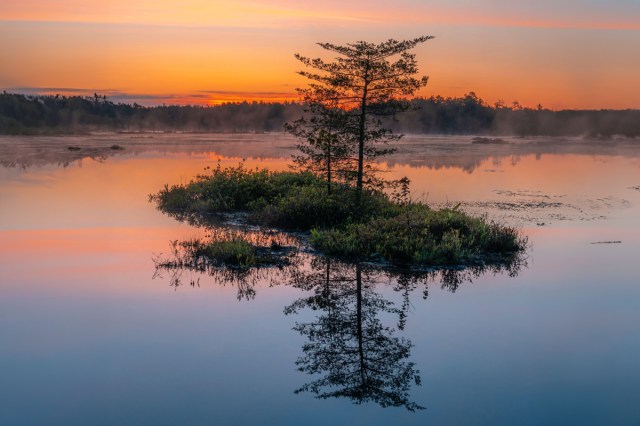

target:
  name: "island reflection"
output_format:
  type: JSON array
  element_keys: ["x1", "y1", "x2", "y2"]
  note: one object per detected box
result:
[{"x1": 154, "y1": 238, "x2": 524, "y2": 411}]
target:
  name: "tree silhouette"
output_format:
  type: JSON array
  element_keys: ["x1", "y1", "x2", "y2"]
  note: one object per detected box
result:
[
  {"x1": 285, "y1": 258, "x2": 424, "y2": 411},
  {"x1": 285, "y1": 97, "x2": 354, "y2": 194},
  {"x1": 292, "y1": 37, "x2": 433, "y2": 199}
]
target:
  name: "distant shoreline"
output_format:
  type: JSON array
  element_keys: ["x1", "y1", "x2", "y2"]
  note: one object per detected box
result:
[
  {"x1": 2, "y1": 133, "x2": 639, "y2": 172},
  {"x1": 2, "y1": 92, "x2": 639, "y2": 137}
]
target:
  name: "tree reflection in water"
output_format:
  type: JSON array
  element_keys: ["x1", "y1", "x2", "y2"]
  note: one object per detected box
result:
[
  {"x1": 153, "y1": 243, "x2": 525, "y2": 411},
  {"x1": 286, "y1": 258, "x2": 424, "y2": 410}
]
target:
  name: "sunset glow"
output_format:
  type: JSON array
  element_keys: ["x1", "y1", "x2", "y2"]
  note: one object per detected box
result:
[{"x1": 1, "y1": 0, "x2": 639, "y2": 109}]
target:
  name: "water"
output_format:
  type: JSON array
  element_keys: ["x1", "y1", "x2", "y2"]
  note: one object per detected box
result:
[{"x1": 1, "y1": 134, "x2": 639, "y2": 425}]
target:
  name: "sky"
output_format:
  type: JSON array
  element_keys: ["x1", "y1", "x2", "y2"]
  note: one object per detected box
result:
[{"x1": 1, "y1": 0, "x2": 639, "y2": 109}]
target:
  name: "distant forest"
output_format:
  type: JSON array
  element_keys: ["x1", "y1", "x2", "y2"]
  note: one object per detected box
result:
[{"x1": 1, "y1": 91, "x2": 639, "y2": 137}]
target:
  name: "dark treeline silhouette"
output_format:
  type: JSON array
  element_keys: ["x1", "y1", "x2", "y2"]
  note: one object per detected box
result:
[
  {"x1": 0, "y1": 92, "x2": 303, "y2": 134},
  {"x1": 2, "y1": 91, "x2": 639, "y2": 137},
  {"x1": 394, "y1": 93, "x2": 640, "y2": 137}
]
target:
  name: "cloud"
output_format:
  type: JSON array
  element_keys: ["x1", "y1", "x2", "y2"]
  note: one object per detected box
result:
[
  {"x1": 1, "y1": 0, "x2": 638, "y2": 30},
  {"x1": 197, "y1": 89, "x2": 296, "y2": 97},
  {"x1": 2, "y1": 87, "x2": 298, "y2": 106},
  {"x1": 0, "y1": 0, "x2": 377, "y2": 29},
  {"x1": 7, "y1": 87, "x2": 116, "y2": 95},
  {"x1": 195, "y1": 90, "x2": 299, "y2": 105}
]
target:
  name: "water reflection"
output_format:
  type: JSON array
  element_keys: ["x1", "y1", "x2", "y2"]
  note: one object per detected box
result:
[
  {"x1": 154, "y1": 243, "x2": 525, "y2": 410},
  {"x1": 153, "y1": 255, "x2": 291, "y2": 302},
  {"x1": 286, "y1": 258, "x2": 423, "y2": 411},
  {"x1": 3, "y1": 134, "x2": 639, "y2": 172}
]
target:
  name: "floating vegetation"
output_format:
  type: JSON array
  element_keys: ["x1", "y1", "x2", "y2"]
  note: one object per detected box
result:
[{"x1": 444, "y1": 190, "x2": 632, "y2": 225}]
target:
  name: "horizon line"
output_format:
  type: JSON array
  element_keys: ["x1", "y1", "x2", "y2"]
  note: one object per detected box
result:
[{"x1": 3, "y1": 88, "x2": 639, "y2": 112}]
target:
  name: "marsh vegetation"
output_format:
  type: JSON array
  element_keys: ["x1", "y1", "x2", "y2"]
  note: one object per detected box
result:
[{"x1": 150, "y1": 163, "x2": 526, "y2": 269}]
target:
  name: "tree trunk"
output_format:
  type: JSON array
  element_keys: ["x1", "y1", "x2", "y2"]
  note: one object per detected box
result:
[
  {"x1": 327, "y1": 142, "x2": 331, "y2": 194},
  {"x1": 356, "y1": 86, "x2": 367, "y2": 205}
]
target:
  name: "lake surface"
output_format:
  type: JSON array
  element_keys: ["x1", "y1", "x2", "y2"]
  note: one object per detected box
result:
[{"x1": 1, "y1": 134, "x2": 639, "y2": 425}]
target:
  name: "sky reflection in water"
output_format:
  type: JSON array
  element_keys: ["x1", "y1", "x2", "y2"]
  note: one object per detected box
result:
[{"x1": 0, "y1": 135, "x2": 639, "y2": 425}]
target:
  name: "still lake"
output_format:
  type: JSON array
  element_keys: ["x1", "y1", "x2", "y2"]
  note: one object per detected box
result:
[{"x1": 1, "y1": 134, "x2": 639, "y2": 425}]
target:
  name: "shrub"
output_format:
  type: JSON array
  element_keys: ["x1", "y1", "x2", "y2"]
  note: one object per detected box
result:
[
  {"x1": 164, "y1": 229, "x2": 295, "y2": 269},
  {"x1": 150, "y1": 162, "x2": 322, "y2": 215},
  {"x1": 250, "y1": 185, "x2": 394, "y2": 230},
  {"x1": 186, "y1": 238, "x2": 257, "y2": 268},
  {"x1": 310, "y1": 207, "x2": 525, "y2": 266}
]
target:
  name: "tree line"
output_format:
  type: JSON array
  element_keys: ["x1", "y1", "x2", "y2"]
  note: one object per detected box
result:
[
  {"x1": 0, "y1": 92, "x2": 303, "y2": 135},
  {"x1": 1, "y1": 91, "x2": 638, "y2": 137}
]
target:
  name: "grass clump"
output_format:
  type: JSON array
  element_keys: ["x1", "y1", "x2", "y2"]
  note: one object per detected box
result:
[
  {"x1": 150, "y1": 162, "x2": 394, "y2": 230},
  {"x1": 310, "y1": 206, "x2": 525, "y2": 266},
  {"x1": 251, "y1": 185, "x2": 395, "y2": 230},
  {"x1": 149, "y1": 162, "x2": 322, "y2": 217},
  {"x1": 160, "y1": 229, "x2": 296, "y2": 270},
  {"x1": 186, "y1": 238, "x2": 257, "y2": 268}
]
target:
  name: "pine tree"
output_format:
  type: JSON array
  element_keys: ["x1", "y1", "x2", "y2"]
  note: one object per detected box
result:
[
  {"x1": 290, "y1": 37, "x2": 433, "y2": 199},
  {"x1": 284, "y1": 93, "x2": 354, "y2": 194}
]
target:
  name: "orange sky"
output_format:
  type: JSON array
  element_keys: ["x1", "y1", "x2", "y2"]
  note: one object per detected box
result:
[{"x1": 1, "y1": 0, "x2": 639, "y2": 109}]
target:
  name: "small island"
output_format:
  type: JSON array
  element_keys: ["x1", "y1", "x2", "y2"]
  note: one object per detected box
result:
[{"x1": 150, "y1": 164, "x2": 525, "y2": 270}]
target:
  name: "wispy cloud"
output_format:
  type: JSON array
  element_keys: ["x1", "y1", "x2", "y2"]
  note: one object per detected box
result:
[
  {"x1": 0, "y1": 0, "x2": 378, "y2": 29},
  {"x1": 7, "y1": 87, "x2": 120, "y2": 95},
  {"x1": 1, "y1": 0, "x2": 638, "y2": 30},
  {"x1": 3, "y1": 87, "x2": 298, "y2": 106}
]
